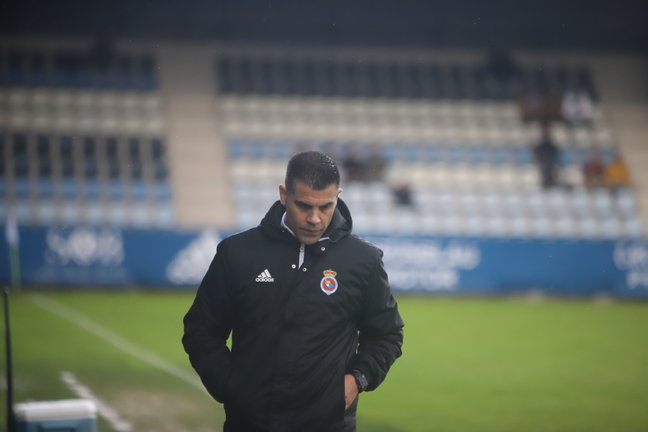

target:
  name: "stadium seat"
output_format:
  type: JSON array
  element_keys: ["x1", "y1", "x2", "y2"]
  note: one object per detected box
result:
[
  {"x1": 37, "y1": 200, "x2": 57, "y2": 224},
  {"x1": 554, "y1": 216, "x2": 577, "y2": 238},
  {"x1": 61, "y1": 200, "x2": 81, "y2": 225},
  {"x1": 615, "y1": 189, "x2": 637, "y2": 217},
  {"x1": 486, "y1": 215, "x2": 508, "y2": 237},
  {"x1": 600, "y1": 218, "x2": 621, "y2": 239},
  {"x1": 85, "y1": 201, "x2": 104, "y2": 225},
  {"x1": 509, "y1": 215, "x2": 532, "y2": 238},
  {"x1": 623, "y1": 216, "x2": 645, "y2": 238},
  {"x1": 130, "y1": 203, "x2": 151, "y2": 228}
]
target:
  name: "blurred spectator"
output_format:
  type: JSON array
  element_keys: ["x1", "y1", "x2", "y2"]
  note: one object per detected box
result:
[
  {"x1": 342, "y1": 143, "x2": 365, "y2": 182},
  {"x1": 520, "y1": 89, "x2": 562, "y2": 123},
  {"x1": 363, "y1": 142, "x2": 387, "y2": 182},
  {"x1": 485, "y1": 48, "x2": 519, "y2": 82},
  {"x1": 484, "y1": 48, "x2": 520, "y2": 99},
  {"x1": 582, "y1": 149, "x2": 605, "y2": 188},
  {"x1": 605, "y1": 150, "x2": 631, "y2": 191},
  {"x1": 533, "y1": 123, "x2": 562, "y2": 188},
  {"x1": 562, "y1": 89, "x2": 593, "y2": 126},
  {"x1": 519, "y1": 87, "x2": 545, "y2": 122},
  {"x1": 519, "y1": 80, "x2": 563, "y2": 124},
  {"x1": 87, "y1": 35, "x2": 115, "y2": 69},
  {"x1": 392, "y1": 182, "x2": 415, "y2": 207}
]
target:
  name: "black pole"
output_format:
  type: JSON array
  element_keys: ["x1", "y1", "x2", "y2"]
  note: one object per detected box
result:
[{"x1": 3, "y1": 286, "x2": 16, "y2": 432}]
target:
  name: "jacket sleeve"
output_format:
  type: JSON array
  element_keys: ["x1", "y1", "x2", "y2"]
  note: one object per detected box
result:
[
  {"x1": 182, "y1": 242, "x2": 234, "y2": 403},
  {"x1": 350, "y1": 248, "x2": 404, "y2": 391}
]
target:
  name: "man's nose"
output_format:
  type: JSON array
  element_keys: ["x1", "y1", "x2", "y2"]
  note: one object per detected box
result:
[{"x1": 307, "y1": 211, "x2": 321, "y2": 225}]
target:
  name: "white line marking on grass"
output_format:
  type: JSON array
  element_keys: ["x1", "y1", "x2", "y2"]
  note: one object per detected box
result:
[
  {"x1": 61, "y1": 371, "x2": 133, "y2": 432},
  {"x1": 30, "y1": 294, "x2": 206, "y2": 393}
]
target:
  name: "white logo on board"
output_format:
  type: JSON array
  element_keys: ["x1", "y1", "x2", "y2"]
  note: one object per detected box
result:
[
  {"x1": 45, "y1": 228, "x2": 124, "y2": 266},
  {"x1": 614, "y1": 240, "x2": 648, "y2": 290},
  {"x1": 166, "y1": 230, "x2": 221, "y2": 285}
]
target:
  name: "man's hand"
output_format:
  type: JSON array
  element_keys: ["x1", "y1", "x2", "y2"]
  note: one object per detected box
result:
[{"x1": 344, "y1": 374, "x2": 359, "y2": 409}]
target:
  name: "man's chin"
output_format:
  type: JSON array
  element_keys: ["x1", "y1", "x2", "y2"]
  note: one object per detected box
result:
[
  {"x1": 297, "y1": 232, "x2": 322, "y2": 245},
  {"x1": 298, "y1": 237, "x2": 320, "y2": 245}
]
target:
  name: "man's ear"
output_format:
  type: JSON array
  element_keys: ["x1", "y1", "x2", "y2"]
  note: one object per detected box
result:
[{"x1": 279, "y1": 184, "x2": 287, "y2": 205}]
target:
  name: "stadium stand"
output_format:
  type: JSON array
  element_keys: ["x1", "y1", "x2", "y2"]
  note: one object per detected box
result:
[
  {"x1": 0, "y1": 42, "x2": 173, "y2": 228},
  {"x1": 218, "y1": 52, "x2": 643, "y2": 239},
  {"x1": 0, "y1": 39, "x2": 645, "y2": 240}
]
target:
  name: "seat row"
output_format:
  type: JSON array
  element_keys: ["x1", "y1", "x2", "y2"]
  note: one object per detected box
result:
[
  {"x1": 217, "y1": 56, "x2": 597, "y2": 101},
  {"x1": 220, "y1": 96, "x2": 612, "y2": 147},
  {"x1": 0, "y1": 48, "x2": 158, "y2": 90},
  {"x1": 0, "y1": 132, "x2": 173, "y2": 227},
  {"x1": 232, "y1": 180, "x2": 643, "y2": 240},
  {"x1": 0, "y1": 87, "x2": 163, "y2": 134},
  {"x1": 2, "y1": 132, "x2": 168, "y2": 179},
  {"x1": 220, "y1": 95, "x2": 607, "y2": 125},
  {"x1": 227, "y1": 141, "x2": 615, "y2": 169},
  {"x1": 0, "y1": 199, "x2": 174, "y2": 228},
  {"x1": 351, "y1": 211, "x2": 642, "y2": 239}
]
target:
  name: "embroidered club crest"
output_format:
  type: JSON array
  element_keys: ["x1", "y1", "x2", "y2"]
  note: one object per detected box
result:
[{"x1": 320, "y1": 269, "x2": 338, "y2": 295}]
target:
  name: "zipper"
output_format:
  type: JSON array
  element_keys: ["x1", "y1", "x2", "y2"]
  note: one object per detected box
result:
[{"x1": 298, "y1": 244, "x2": 305, "y2": 268}]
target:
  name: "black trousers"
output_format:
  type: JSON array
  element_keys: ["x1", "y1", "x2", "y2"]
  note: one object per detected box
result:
[{"x1": 223, "y1": 400, "x2": 357, "y2": 432}]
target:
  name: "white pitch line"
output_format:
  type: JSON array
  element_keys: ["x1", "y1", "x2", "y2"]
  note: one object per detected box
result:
[
  {"x1": 30, "y1": 293, "x2": 205, "y2": 393},
  {"x1": 61, "y1": 371, "x2": 133, "y2": 432}
]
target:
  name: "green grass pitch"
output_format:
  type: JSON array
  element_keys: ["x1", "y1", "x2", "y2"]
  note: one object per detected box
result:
[{"x1": 2, "y1": 291, "x2": 647, "y2": 432}]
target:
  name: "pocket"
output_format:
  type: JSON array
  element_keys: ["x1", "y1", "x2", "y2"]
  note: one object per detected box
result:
[
  {"x1": 344, "y1": 396, "x2": 358, "y2": 413},
  {"x1": 224, "y1": 367, "x2": 238, "y2": 404},
  {"x1": 342, "y1": 391, "x2": 358, "y2": 432},
  {"x1": 342, "y1": 373, "x2": 360, "y2": 414},
  {"x1": 338, "y1": 373, "x2": 347, "y2": 416}
]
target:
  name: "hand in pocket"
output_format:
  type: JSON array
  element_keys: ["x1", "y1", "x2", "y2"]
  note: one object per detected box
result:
[{"x1": 344, "y1": 374, "x2": 359, "y2": 410}]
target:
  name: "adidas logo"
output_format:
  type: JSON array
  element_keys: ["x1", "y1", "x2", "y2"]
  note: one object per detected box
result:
[{"x1": 255, "y1": 269, "x2": 275, "y2": 283}]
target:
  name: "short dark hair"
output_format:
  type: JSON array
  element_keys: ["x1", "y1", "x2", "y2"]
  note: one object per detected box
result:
[{"x1": 284, "y1": 151, "x2": 340, "y2": 193}]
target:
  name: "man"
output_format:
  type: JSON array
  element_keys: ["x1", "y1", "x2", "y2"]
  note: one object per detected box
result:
[
  {"x1": 533, "y1": 122, "x2": 561, "y2": 188},
  {"x1": 582, "y1": 149, "x2": 605, "y2": 189},
  {"x1": 604, "y1": 150, "x2": 631, "y2": 192},
  {"x1": 183, "y1": 151, "x2": 404, "y2": 432}
]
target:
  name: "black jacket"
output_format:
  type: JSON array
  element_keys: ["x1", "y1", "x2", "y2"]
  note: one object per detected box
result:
[{"x1": 183, "y1": 199, "x2": 404, "y2": 432}]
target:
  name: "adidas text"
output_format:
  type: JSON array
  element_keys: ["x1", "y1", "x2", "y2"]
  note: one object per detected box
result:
[{"x1": 255, "y1": 269, "x2": 275, "y2": 283}]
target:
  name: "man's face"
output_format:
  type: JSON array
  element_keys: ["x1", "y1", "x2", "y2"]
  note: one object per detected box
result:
[{"x1": 279, "y1": 180, "x2": 341, "y2": 245}]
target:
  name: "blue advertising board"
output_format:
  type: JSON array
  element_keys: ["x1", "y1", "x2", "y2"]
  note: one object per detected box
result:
[{"x1": 1, "y1": 226, "x2": 647, "y2": 298}]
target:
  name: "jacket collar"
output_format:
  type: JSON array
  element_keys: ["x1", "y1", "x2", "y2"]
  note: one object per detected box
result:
[{"x1": 260, "y1": 198, "x2": 353, "y2": 244}]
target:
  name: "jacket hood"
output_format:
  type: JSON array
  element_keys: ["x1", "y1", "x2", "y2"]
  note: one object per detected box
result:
[{"x1": 259, "y1": 198, "x2": 353, "y2": 244}]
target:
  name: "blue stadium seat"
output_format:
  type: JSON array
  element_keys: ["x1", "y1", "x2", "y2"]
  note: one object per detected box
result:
[
  {"x1": 14, "y1": 200, "x2": 31, "y2": 223},
  {"x1": 7, "y1": 51, "x2": 28, "y2": 86},
  {"x1": 137, "y1": 55, "x2": 158, "y2": 90},
  {"x1": 115, "y1": 55, "x2": 136, "y2": 89},
  {"x1": 154, "y1": 202, "x2": 175, "y2": 228},
  {"x1": 14, "y1": 179, "x2": 31, "y2": 199},
  {"x1": 130, "y1": 180, "x2": 149, "y2": 200},
  {"x1": 36, "y1": 178, "x2": 56, "y2": 199},
  {"x1": 61, "y1": 179, "x2": 79, "y2": 199},
  {"x1": 85, "y1": 201, "x2": 104, "y2": 225},
  {"x1": 228, "y1": 139, "x2": 247, "y2": 159},
  {"x1": 130, "y1": 202, "x2": 151, "y2": 228},
  {"x1": 153, "y1": 181, "x2": 172, "y2": 201},
  {"x1": 107, "y1": 203, "x2": 129, "y2": 226},
  {"x1": 84, "y1": 180, "x2": 102, "y2": 200},
  {"x1": 106, "y1": 179, "x2": 126, "y2": 200},
  {"x1": 153, "y1": 160, "x2": 169, "y2": 182},
  {"x1": 37, "y1": 200, "x2": 58, "y2": 224}
]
